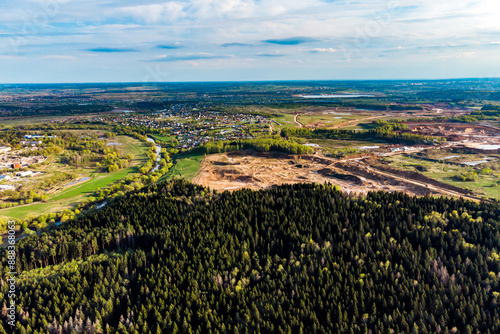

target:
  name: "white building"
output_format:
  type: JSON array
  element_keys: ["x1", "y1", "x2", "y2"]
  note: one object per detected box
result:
[{"x1": 20, "y1": 141, "x2": 42, "y2": 146}]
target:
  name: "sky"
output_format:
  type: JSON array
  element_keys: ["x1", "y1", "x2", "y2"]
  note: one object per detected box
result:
[{"x1": 0, "y1": 0, "x2": 499, "y2": 83}]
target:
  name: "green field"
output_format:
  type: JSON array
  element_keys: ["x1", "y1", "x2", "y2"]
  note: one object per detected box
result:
[
  {"x1": 271, "y1": 111, "x2": 385, "y2": 131},
  {"x1": 151, "y1": 134, "x2": 176, "y2": 142},
  {"x1": 0, "y1": 167, "x2": 142, "y2": 220},
  {"x1": 0, "y1": 135, "x2": 149, "y2": 220},
  {"x1": 297, "y1": 112, "x2": 365, "y2": 128},
  {"x1": 386, "y1": 154, "x2": 500, "y2": 200},
  {"x1": 342, "y1": 122, "x2": 382, "y2": 130},
  {"x1": 160, "y1": 152, "x2": 204, "y2": 182},
  {"x1": 272, "y1": 114, "x2": 296, "y2": 129},
  {"x1": 112, "y1": 135, "x2": 149, "y2": 165}
]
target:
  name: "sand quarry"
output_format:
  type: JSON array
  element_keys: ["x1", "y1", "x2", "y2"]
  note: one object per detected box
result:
[
  {"x1": 192, "y1": 151, "x2": 445, "y2": 197},
  {"x1": 408, "y1": 123, "x2": 500, "y2": 142}
]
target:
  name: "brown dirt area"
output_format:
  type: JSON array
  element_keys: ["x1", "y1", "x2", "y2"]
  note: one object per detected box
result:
[
  {"x1": 192, "y1": 151, "x2": 444, "y2": 197},
  {"x1": 407, "y1": 123, "x2": 500, "y2": 141}
]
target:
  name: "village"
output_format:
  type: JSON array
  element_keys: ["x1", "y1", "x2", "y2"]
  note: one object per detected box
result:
[
  {"x1": 0, "y1": 106, "x2": 269, "y2": 194},
  {"x1": 63, "y1": 105, "x2": 272, "y2": 149}
]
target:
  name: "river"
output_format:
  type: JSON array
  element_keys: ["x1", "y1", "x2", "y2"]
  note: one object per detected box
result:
[
  {"x1": 147, "y1": 137, "x2": 162, "y2": 172},
  {"x1": 95, "y1": 137, "x2": 161, "y2": 212}
]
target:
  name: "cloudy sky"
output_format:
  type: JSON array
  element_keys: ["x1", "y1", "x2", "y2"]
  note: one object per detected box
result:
[{"x1": 0, "y1": 0, "x2": 499, "y2": 83}]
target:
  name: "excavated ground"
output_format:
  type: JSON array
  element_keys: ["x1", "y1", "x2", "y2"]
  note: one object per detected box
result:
[{"x1": 193, "y1": 151, "x2": 441, "y2": 196}]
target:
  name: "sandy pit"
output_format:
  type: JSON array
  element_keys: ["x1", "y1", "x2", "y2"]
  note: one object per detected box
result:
[
  {"x1": 408, "y1": 123, "x2": 500, "y2": 142},
  {"x1": 192, "y1": 151, "x2": 441, "y2": 196}
]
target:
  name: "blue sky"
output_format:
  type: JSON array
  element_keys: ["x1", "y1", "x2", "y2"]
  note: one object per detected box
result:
[{"x1": 0, "y1": 0, "x2": 499, "y2": 83}]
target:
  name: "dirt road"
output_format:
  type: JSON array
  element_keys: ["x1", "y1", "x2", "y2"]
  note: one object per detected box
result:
[
  {"x1": 306, "y1": 154, "x2": 481, "y2": 202},
  {"x1": 364, "y1": 165, "x2": 479, "y2": 201},
  {"x1": 294, "y1": 114, "x2": 303, "y2": 128},
  {"x1": 331, "y1": 115, "x2": 387, "y2": 129}
]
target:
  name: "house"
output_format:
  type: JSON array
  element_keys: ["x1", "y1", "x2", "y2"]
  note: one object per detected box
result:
[
  {"x1": 16, "y1": 171, "x2": 33, "y2": 177},
  {"x1": 20, "y1": 140, "x2": 42, "y2": 146},
  {"x1": 0, "y1": 174, "x2": 11, "y2": 181},
  {"x1": 0, "y1": 185, "x2": 15, "y2": 191},
  {"x1": 11, "y1": 163, "x2": 20, "y2": 169}
]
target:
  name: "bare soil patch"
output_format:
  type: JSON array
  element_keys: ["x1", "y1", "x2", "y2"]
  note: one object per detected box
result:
[{"x1": 192, "y1": 151, "x2": 441, "y2": 196}]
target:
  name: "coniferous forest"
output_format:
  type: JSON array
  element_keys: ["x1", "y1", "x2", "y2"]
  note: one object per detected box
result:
[{"x1": 2, "y1": 180, "x2": 500, "y2": 333}]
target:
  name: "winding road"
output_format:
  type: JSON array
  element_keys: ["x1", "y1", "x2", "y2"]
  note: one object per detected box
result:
[
  {"x1": 364, "y1": 164, "x2": 479, "y2": 202},
  {"x1": 331, "y1": 115, "x2": 388, "y2": 129},
  {"x1": 294, "y1": 114, "x2": 304, "y2": 128}
]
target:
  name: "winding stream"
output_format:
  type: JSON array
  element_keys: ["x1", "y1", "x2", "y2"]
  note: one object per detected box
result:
[
  {"x1": 95, "y1": 138, "x2": 161, "y2": 212},
  {"x1": 147, "y1": 137, "x2": 162, "y2": 172}
]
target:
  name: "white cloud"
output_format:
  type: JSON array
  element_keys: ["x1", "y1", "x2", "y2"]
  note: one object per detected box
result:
[
  {"x1": 43, "y1": 55, "x2": 77, "y2": 60},
  {"x1": 116, "y1": 0, "x2": 327, "y2": 23},
  {"x1": 188, "y1": 0, "x2": 256, "y2": 19},
  {"x1": 306, "y1": 48, "x2": 337, "y2": 53},
  {"x1": 0, "y1": 55, "x2": 24, "y2": 60},
  {"x1": 120, "y1": 2, "x2": 187, "y2": 23},
  {"x1": 1, "y1": 0, "x2": 500, "y2": 81}
]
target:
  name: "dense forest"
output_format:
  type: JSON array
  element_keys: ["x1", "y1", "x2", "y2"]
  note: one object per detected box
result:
[
  {"x1": 414, "y1": 90, "x2": 500, "y2": 102},
  {"x1": 199, "y1": 138, "x2": 314, "y2": 155},
  {"x1": 2, "y1": 180, "x2": 500, "y2": 333},
  {"x1": 0, "y1": 104, "x2": 113, "y2": 117},
  {"x1": 281, "y1": 125, "x2": 444, "y2": 145}
]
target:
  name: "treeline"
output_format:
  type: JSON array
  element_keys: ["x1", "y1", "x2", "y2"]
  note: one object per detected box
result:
[
  {"x1": 2, "y1": 181, "x2": 500, "y2": 333},
  {"x1": 373, "y1": 119, "x2": 409, "y2": 130},
  {"x1": 482, "y1": 105, "x2": 500, "y2": 111},
  {"x1": 0, "y1": 104, "x2": 112, "y2": 117},
  {"x1": 224, "y1": 108, "x2": 281, "y2": 118},
  {"x1": 17, "y1": 132, "x2": 131, "y2": 172},
  {"x1": 38, "y1": 105, "x2": 113, "y2": 114},
  {"x1": 415, "y1": 90, "x2": 500, "y2": 102},
  {"x1": 264, "y1": 102, "x2": 423, "y2": 111},
  {"x1": 9, "y1": 123, "x2": 164, "y2": 145},
  {"x1": 199, "y1": 138, "x2": 314, "y2": 155},
  {"x1": 391, "y1": 110, "x2": 500, "y2": 124},
  {"x1": 388, "y1": 115, "x2": 481, "y2": 124},
  {"x1": 469, "y1": 109, "x2": 500, "y2": 120},
  {"x1": 281, "y1": 124, "x2": 444, "y2": 145},
  {"x1": 131, "y1": 101, "x2": 177, "y2": 110},
  {"x1": 387, "y1": 104, "x2": 424, "y2": 111}
]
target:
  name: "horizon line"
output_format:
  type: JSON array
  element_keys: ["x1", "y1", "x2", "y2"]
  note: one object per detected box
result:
[{"x1": 0, "y1": 77, "x2": 499, "y2": 86}]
